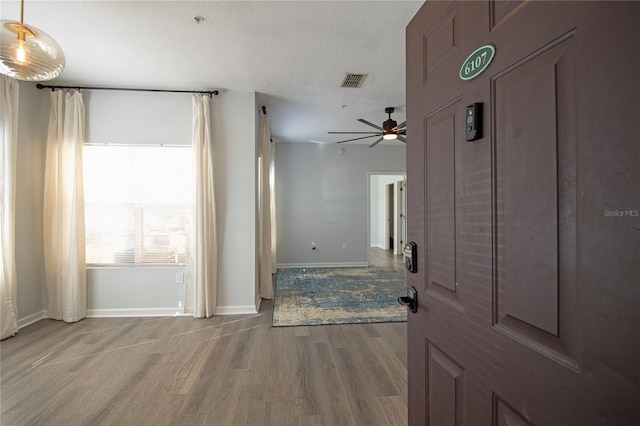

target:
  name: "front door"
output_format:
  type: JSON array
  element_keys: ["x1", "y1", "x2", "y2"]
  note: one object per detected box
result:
[{"x1": 405, "y1": 1, "x2": 640, "y2": 424}]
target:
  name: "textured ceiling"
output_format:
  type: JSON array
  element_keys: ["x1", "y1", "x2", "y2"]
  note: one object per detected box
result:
[{"x1": 0, "y1": 0, "x2": 424, "y2": 145}]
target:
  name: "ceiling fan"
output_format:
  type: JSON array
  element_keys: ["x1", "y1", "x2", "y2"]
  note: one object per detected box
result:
[{"x1": 328, "y1": 107, "x2": 406, "y2": 148}]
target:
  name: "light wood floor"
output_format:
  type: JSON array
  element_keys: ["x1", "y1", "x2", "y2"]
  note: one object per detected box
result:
[
  {"x1": 1, "y1": 250, "x2": 408, "y2": 426},
  {"x1": 369, "y1": 247, "x2": 407, "y2": 274}
]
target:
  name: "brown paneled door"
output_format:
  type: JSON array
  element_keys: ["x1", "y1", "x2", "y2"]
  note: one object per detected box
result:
[{"x1": 405, "y1": 1, "x2": 640, "y2": 424}]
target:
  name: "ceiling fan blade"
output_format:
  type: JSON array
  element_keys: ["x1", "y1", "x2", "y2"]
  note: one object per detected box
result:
[
  {"x1": 397, "y1": 135, "x2": 407, "y2": 143},
  {"x1": 357, "y1": 118, "x2": 383, "y2": 130},
  {"x1": 368, "y1": 137, "x2": 384, "y2": 148},
  {"x1": 397, "y1": 121, "x2": 406, "y2": 129},
  {"x1": 335, "y1": 135, "x2": 379, "y2": 144},
  {"x1": 327, "y1": 131, "x2": 381, "y2": 134}
]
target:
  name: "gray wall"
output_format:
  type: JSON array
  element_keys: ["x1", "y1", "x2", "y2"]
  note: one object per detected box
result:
[
  {"x1": 14, "y1": 84, "x2": 259, "y2": 325},
  {"x1": 15, "y1": 83, "x2": 48, "y2": 326},
  {"x1": 275, "y1": 142, "x2": 406, "y2": 267},
  {"x1": 83, "y1": 89, "x2": 259, "y2": 315},
  {"x1": 82, "y1": 90, "x2": 191, "y2": 315}
]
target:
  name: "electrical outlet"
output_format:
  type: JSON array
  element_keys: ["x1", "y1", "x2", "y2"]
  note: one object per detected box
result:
[{"x1": 176, "y1": 272, "x2": 184, "y2": 284}]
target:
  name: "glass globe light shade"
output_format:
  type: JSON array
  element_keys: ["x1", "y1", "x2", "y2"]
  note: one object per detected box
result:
[{"x1": 0, "y1": 20, "x2": 65, "y2": 81}]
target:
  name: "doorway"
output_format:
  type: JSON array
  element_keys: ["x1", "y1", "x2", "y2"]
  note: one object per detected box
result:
[{"x1": 368, "y1": 172, "x2": 406, "y2": 264}]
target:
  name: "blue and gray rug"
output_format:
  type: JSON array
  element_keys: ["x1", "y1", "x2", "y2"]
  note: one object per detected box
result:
[{"x1": 272, "y1": 267, "x2": 407, "y2": 327}]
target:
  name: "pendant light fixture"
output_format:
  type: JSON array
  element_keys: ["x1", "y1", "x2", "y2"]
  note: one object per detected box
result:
[{"x1": 0, "y1": 0, "x2": 65, "y2": 81}]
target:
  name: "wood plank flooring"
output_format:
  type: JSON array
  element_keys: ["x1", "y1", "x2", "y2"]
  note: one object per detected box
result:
[
  {"x1": 1, "y1": 250, "x2": 408, "y2": 426},
  {"x1": 368, "y1": 247, "x2": 407, "y2": 274}
]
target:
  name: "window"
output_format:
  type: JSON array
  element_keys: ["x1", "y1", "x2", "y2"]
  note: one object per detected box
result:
[{"x1": 84, "y1": 145, "x2": 192, "y2": 265}]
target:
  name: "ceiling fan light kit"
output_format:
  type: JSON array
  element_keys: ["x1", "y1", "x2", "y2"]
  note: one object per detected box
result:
[
  {"x1": 0, "y1": 0, "x2": 65, "y2": 81},
  {"x1": 329, "y1": 107, "x2": 406, "y2": 148}
]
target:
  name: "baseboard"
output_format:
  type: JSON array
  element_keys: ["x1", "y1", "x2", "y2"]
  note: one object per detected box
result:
[
  {"x1": 86, "y1": 308, "x2": 189, "y2": 318},
  {"x1": 276, "y1": 262, "x2": 369, "y2": 269},
  {"x1": 20, "y1": 306, "x2": 260, "y2": 320},
  {"x1": 18, "y1": 310, "x2": 47, "y2": 329},
  {"x1": 215, "y1": 305, "x2": 259, "y2": 315},
  {"x1": 87, "y1": 305, "x2": 260, "y2": 317}
]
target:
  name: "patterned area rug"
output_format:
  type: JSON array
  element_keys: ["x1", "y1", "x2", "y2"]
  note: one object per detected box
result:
[{"x1": 272, "y1": 267, "x2": 407, "y2": 327}]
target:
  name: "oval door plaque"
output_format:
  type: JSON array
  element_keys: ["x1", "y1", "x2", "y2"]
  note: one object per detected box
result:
[{"x1": 459, "y1": 44, "x2": 495, "y2": 81}]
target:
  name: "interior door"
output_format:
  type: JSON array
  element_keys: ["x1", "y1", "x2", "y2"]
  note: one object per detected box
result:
[
  {"x1": 405, "y1": 1, "x2": 640, "y2": 424},
  {"x1": 386, "y1": 183, "x2": 395, "y2": 250}
]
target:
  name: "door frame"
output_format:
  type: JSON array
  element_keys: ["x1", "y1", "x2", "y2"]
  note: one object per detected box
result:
[{"x1": 395, "y1": 179, "x2": 407, "y2": 256}]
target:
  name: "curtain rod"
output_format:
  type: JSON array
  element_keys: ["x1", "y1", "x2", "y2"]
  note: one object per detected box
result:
[{"x1": 36, "y1": 84, "x2": 219, "y2": 97}]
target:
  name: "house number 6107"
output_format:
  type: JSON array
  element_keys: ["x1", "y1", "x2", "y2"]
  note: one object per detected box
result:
[{"x1": 459, "y1": 44, "x2": 495, "y2": 81}]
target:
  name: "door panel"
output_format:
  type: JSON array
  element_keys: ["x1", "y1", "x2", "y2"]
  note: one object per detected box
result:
[
  {"x1": 493, "y1": 31, "x2": 579, "y2": 364},
  {"x1": 427, "y1": 342, "x2": 465, "y2": 426},
  {"x1": 406, "y1": 1, "x2": 640, "y2": 424},
  {"x1": 423, "y1": 3, "x2": 461, "y2": 85},
  {"x1": 426, "y1": 100, "x2": 461, "y2": 301},
  {"x1": 492, "y1": 394, "x2": 534, "y2": 426},
  {"x1": 489, "y1": 0, "x2": 527, "y2": 30}
]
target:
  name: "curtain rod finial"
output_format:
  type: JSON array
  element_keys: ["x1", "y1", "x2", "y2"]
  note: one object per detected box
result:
[{"x1": 261, "y1": 106, "x2": 267, "y2": 115}]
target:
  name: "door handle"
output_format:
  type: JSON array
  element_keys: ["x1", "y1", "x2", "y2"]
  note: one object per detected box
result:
[{"x1": 398, "y1": 286, "x2": 418, "y2": 313}]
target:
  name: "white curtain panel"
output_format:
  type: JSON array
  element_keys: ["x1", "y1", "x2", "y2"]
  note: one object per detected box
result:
[
  {"x1": 258, "y1": 114, "x2": 274, "y2": 300},
  {"x1": 186, "y1": 95, "x2": 217, "y2": 318},
  {"x1": 43, "y1": 90, "x2": 87, "y2": 322},
  {"x1": 0, "y1": 75, "x2": 19, "y2": 339}
]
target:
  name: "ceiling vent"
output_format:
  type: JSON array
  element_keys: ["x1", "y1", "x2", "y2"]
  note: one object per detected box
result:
[{"x1": 340, "y1": 73, "x2": 368, "y2": 88}]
